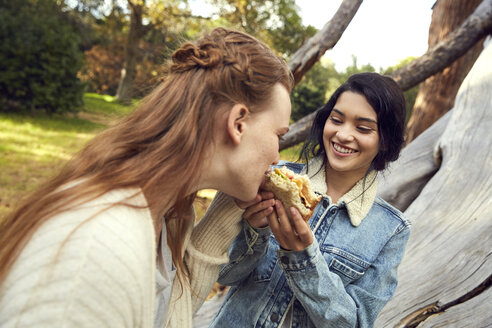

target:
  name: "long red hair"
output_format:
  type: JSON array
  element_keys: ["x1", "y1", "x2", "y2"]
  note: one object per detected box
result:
[{"x1": 0, "y1": 27, "x2": 293, "y2": 288}]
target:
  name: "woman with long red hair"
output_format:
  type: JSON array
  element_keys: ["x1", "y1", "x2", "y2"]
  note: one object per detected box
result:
[{"x1": 0, "y1": 27, "x2": 293, "y2": 327}]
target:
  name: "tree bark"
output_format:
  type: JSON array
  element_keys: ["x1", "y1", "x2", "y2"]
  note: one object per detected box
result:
[
  {"x1": 375, "y1": 39, "x2": 492, "y2": 328},
  {"x1": 115, "y1": 0, "x2": 145, "y2": 104},
  {"x1": 405, "y1": 0, "x2": 484, "y2": 143},
  {"x1": 280, "y1": 0, "x2": 492, "y2": 151},
  {"x1": 288, "y1": 0, "x2": 363, "y2": 86}
]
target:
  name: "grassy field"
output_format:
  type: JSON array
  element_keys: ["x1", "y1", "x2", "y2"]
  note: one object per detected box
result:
[
  {"x1": 0, "y1": 94, "x2": 302, "y2": 219},
  {"x1": 0, "y1": 93, "x2": 133, "y2": 218}
]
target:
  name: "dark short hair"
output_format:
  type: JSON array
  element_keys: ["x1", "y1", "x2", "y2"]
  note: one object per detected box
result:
[{"x1": 300, "y1": 72, "x2": 406, "y2": 171}]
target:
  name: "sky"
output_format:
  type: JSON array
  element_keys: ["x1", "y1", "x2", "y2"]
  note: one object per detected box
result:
[{"x1": 191, "y1": 0, "x2": 437, "y2": 70}]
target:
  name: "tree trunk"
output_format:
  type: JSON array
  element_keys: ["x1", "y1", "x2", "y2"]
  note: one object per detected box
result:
[
  {"x1": 375, "y1": 39, "x2": 492, "y2": 328},
  {"x1": 405, "y1": 0, "x2": 484, "y2": 143},
  {"x1": 279, "y1": 0, "x2": 492, "y2": 151},
  {"x1": 115, "y1": 0, "x2": 145, "y2": 104}
]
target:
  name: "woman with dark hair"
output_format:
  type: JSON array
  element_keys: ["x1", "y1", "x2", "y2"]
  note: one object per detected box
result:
[
  {"x1": 209, "y1": 72, "x2": 411, "y2": 327},
  {"x1": 0, "y1": 27, "x2": 293, "y2": 327}
]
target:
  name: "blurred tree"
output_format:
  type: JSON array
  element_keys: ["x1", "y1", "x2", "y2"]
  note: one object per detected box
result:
[
  {"x1": 291, "y1": 61, "x2": 336, "y2": 121},
  {"x1": 0, "y1": 0, "x2": 84, "y2": 113},
  {"x1": 114, "y1": 0, "x2": 148, "y2": 104},
  {"x1": 71, "y1": 0, "x2": 202, "y2": 98},
  {"x1": 209, "y1": 0, "x2": 316, "y2": 57}
]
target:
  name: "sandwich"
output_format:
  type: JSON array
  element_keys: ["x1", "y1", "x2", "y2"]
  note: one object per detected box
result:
[{"x1": 263, "y1": 166, "x2": 321, "y2": 221}]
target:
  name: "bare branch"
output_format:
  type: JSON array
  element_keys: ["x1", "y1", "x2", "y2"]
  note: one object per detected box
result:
[{"x1": 288, "y1": 0, "x2": 363, "y2": 86}]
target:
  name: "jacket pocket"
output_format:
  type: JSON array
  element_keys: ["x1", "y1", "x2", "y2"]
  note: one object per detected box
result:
[
  {"x1": 323, "y1": 247, "x2": 368, "y2": 286},
  {"x1": 329, "y1": 257, "x2": 364, "y2": 282}
]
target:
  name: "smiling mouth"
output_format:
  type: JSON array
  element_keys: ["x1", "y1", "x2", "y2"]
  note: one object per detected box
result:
[{"x1": 332, "y1": 142, "x2": 357, "y2": 154}]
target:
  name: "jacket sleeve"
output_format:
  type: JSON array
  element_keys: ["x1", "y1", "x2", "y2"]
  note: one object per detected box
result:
[
  {"x1": 278, "y1": 225, "x2": 411, "y2": 328},
  {"x1": 164, "y1": 192, "x2": 244, "y2": 328},
  {"x1": 217, "y1": 220, "x2": 272, "y2": 286}
]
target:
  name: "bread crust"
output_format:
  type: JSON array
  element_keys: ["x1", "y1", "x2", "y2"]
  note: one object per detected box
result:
[{"x1": 263, "y1": 167, "x2": 321, "y2": 221}]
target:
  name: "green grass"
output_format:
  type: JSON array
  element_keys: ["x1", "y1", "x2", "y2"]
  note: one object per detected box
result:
[
  {"x1": 83, "y1": 93, "x2": 137, "y2": 116},
  {"x1": 0, "y1": 94, "x2": 135, "y2": 218},
  {"x1": 280, "y1": 143, "x2": 303, "y2": 162}
]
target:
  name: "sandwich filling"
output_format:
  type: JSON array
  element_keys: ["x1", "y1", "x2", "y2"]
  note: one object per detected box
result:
[{"x1": 264, "y1": 166, "x2": 321, "y2": 221}]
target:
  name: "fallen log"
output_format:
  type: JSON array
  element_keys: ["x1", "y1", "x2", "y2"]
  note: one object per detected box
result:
[{"x1": 375, "y1": 39, "x2": 492, "y2": 327}]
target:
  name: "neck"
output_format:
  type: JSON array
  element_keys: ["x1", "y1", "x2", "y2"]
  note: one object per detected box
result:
[{"x1": 324, "y1": 167, "x2": 366, "y2": 203}]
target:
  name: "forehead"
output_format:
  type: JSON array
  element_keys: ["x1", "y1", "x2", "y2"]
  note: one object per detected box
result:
[
  {"x1": 257, "y1": 84, "x2": 291, "y2": 125},
  {"x1": 334, "y1": 91, "x2": 377, "y2": 120}
]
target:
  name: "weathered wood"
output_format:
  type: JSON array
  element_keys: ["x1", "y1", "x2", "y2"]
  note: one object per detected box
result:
[
  {"x1": 378, "y1": 111, "x2": 450, "y2": 212},
  {"x1": 288, "y1": 0, "x2": 363, "y2": 86},
  {"x1": 375, "y1": 40, "x2": 492, "y2": 327},
  {"x1": 280, "y1": 0, "x2": 492, "y2": 151}
]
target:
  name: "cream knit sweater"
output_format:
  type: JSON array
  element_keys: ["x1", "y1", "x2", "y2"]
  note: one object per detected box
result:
[{"x1": 0, "y1": 188, "x2": 243, "y2": 328}]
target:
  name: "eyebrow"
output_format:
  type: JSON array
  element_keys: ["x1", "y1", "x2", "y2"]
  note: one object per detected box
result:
[{"x1": 332, "y1": 109, "x2": 377, "y2": 124}]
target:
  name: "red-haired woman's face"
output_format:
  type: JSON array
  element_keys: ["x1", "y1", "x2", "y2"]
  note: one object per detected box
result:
[{"x1": 233, "y1": 84, "x2": 292, "y2": 201}]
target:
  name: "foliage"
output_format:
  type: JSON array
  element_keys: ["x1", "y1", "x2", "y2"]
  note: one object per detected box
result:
[
  {"x1": 291, "y1": 56, "x2": 379, "y2": 122},
  {"x1": 0, "y1": 0, "x2": 85, "y2": 114},
  {"x1": 383, "y1": 57, "x2": 420, "y2": 123},
  {"x1": 71, "y1": 0, "x2": 202, "y2": 97},
  {"x1": 290, "y1": 61, "x2": 336, "y2": 122},
  {"x1": 208, "y1": 0, "x2": 316, "y2": 57}
]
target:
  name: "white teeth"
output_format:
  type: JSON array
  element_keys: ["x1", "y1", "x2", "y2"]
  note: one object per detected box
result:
[{"x1": 333, "y1": 143, "x2": 356, "y2": 154}]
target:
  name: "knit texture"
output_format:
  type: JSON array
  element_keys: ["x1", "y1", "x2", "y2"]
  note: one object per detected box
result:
[
  {"x1": 164, "y1": 191, "x2": 244, "y2": 328},
  {"x1": 0, "y1": 188, "x2": 156, "y2": 328}
]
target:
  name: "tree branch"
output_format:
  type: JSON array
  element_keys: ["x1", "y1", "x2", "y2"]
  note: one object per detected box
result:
[
  {"x1": 389, "y1": 0, "x2": 492, "y2": 91},
  {"x1": 288, "y1": 0, "x2": 363, "y2": 86}
]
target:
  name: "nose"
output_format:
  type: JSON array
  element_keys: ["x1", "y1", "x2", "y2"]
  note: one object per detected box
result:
[{"x1": 335, "y1": 127, "x2": 355, "y2": 142}]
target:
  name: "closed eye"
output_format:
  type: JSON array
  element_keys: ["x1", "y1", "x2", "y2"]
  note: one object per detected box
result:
[
  {"x1": 330, "y1": 117, "x2": 343, "y2": 124},
  {"x1": 357, "y1": 126, "x2": 373, "y2": 133}
]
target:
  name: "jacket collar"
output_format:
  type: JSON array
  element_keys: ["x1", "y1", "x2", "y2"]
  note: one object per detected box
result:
[{"x1": 301, "y1": 156, "x2": 378, "y2": 227}]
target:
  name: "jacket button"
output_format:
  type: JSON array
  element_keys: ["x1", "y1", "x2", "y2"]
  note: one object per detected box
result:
[
  {"x1": 281, "y1": 256, "x2": 289, "y2": 264},
  {"x1": 270, "y1": 313, "x2": 279, "y2": 322},
  {"x1": 330, "y1": 208, "x2": 336, "y2": 215},
  {"x1": 322, "y1": 199, "x2": 328, "y2": 208}
]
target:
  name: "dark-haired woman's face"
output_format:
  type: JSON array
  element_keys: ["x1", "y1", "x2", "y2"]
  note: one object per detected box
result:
[{"x1": 323, "y1": 91, "x2": 379, "y2": 179}]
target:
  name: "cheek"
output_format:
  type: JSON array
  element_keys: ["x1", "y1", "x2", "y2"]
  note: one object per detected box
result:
[{"x1": 362, "y1": 135, "x2": 380, "y2": 158}]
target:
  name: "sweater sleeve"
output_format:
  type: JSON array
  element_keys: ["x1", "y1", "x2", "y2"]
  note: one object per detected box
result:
[
  {"x1": 164, "y1": 192, "x2": 244, "y2": 328},
  {"x1": 0, "y1": 194, "x2": 156, "y2": 328}
]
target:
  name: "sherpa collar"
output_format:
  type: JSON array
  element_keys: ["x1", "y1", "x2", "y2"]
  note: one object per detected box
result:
[{"x1": 301, "y1": 156, "x2": 378, "y2": 227}]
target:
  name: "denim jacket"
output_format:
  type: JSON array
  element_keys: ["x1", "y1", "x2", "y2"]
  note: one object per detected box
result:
[{"x1": 209, "y1": 158, "x2": 411, "y2": 328}]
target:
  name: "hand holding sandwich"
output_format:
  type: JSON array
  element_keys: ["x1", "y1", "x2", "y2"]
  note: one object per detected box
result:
[
  {"x1": 267, "y1": 200, "x2": 313, "y2": 251},
  {"x1": 235, "y1": 191, "x2": 276, "y2": 228},
  {"x1": 236, "y1": 192, "x2": 314, "y2": 251}
]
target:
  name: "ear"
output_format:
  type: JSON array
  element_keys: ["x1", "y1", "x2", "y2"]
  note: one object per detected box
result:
[{"x1": 226, "y1": 104, "x2": 249, "y2": 145}]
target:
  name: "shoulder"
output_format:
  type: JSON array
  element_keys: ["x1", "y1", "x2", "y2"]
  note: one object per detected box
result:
[
  {"x1": 372, "y1": 196, "x2": 411, "y2": 233},
  {"x1": 0, "y1": 188, "x2": 155, "y2": 327}
]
